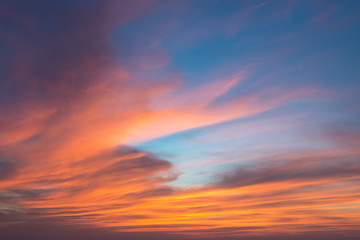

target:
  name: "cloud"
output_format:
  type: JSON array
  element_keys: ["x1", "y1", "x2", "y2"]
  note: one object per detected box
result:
[
  {"x1": 0, "y1": 0, "x2": 177, "y2": 231},
  {"x1": 215, "y1": 158, "x2": 360, "y2": 188},
  {"x1": 0, "y1": 0, "x2": 359, "y2": 239},
  {"x1": 0, "y1": 145, "x2": 175, "y2": 228},
  {"x1": 0, "y1": 159, "x2": 16, "y2": 180}
]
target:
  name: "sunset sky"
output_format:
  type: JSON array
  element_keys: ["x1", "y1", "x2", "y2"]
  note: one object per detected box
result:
[{"x1": 1, "y1": 0, "x2": 360, "y2": 239}]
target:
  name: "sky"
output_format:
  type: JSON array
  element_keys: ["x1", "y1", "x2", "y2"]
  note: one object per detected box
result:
[{"x1": 0, "y1": 0, "x2": 360, "y2": 239}]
